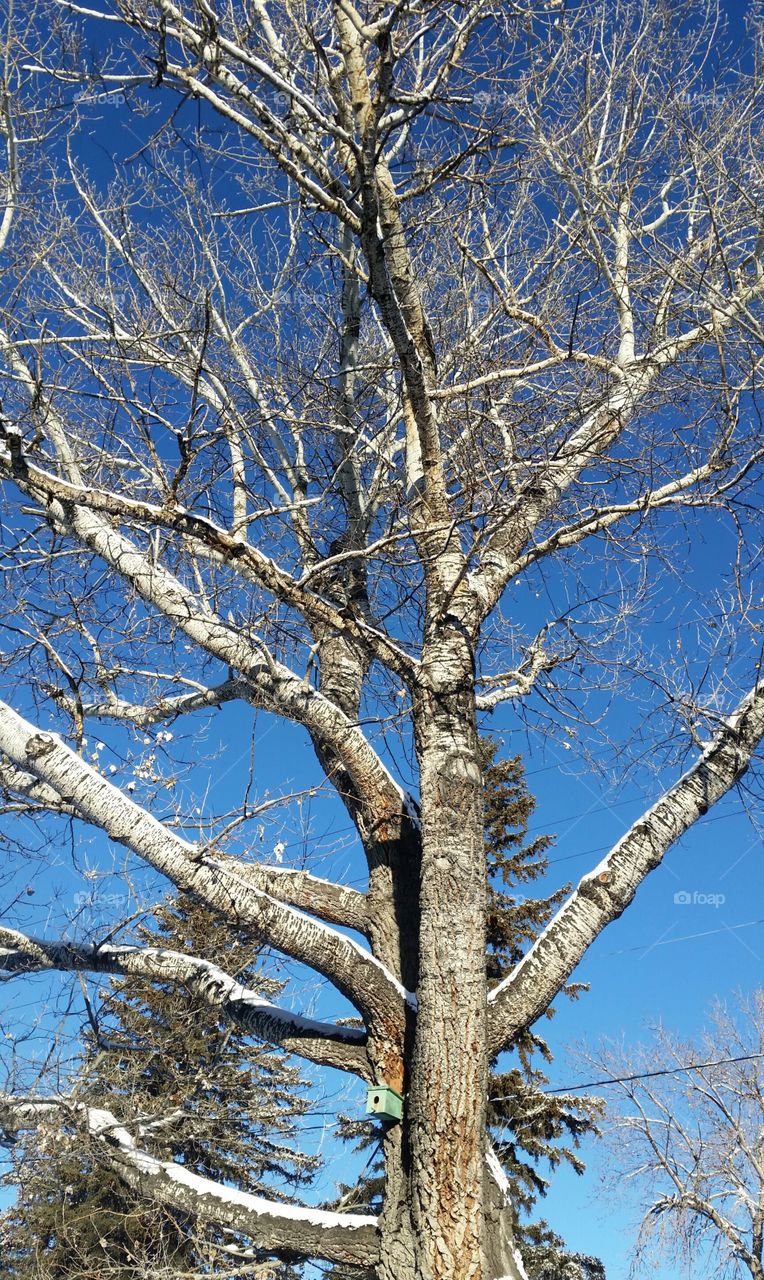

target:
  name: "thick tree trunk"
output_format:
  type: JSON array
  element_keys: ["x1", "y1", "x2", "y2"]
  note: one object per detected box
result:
[
  {"x1": 377, "y1": 629, "x2": 488, "y2": 1280},
  {"x1": 377, "y1": 1134, "x2": 528, "y2": 1280},
  {"x1": 318, "y1": 612, "x2": 514, "y2": 1279}
]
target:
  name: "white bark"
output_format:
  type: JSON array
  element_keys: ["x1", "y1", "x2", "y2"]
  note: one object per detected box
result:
[
  {"x1": 0, "y1": 1096, "x2": 380, "y2": 1268},
  {"x1": 1, "y1": 3, "x2": 763, "y2": 1276},
  {"x1": 0, "y1": 699, "x2": 405, "y2": 1038},
  {"x1": 0, "y1": 929, "x2": 371, "y2": 1077},
  {"x1": 488, "y1": 681, "x2": 764, "y2": 1056}
]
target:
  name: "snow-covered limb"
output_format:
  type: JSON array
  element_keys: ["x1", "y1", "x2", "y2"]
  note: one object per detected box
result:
[
  {"x1": 0, "y1": 330, "x2": 406, "y2": 850},
  {"x1": 0, "y1": 931, "x2": 372, "y2": 1079},
  {"x1": 0, "y1": 699, "x2": 406, "y2": 1039},
  {"x1": 239, "y1": 865, "x2": 369, "y2": 936},
  {"x1": 0, "y1": 447, "x2": 415, "y2": 681},
  {"x1": 71, "y1": 512, "x2": 406, "y2": 847},
  {"x1": 487, "y1": 680, "x2": 764, "y2": 1056},
  {"x1": 0, "y1": 753, "x2": 367, "y2": 932},
  {"x1": 0, "y1": 1095, "x2": 380, "y2": 1268}
]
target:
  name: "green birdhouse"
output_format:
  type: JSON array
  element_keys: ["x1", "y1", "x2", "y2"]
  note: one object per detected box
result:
[{"x1": 365, "y1": 1084, "x2": 403, "y2": 1122}]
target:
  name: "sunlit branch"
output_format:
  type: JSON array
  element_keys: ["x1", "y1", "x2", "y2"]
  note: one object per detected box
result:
[
  {"x1": 0, "y1": 1095, "x2": 380, "y2": 1267},
  {"x1": 0, "y1": 929, "x2": 371, "y2": 1077},
  {"x1": 0, "y1": 698, "x2": 408, "y2": 1035},
  {"x1": 488, "y1": 680, "x2": 764, "y2": 1056}
]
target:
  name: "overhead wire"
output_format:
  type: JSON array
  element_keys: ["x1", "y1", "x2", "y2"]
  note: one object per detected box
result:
[{"x1": 488, "y1": 1051, "x2": 764, "y2": 1101}]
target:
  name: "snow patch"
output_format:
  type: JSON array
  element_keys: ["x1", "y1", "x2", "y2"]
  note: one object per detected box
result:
[
  {"x1": 89, "y1": 1106, "x2": 377, "y2": 1231},
  {"x1": 485, "y1": 1146, "x2": 510, "y2": 1199}
]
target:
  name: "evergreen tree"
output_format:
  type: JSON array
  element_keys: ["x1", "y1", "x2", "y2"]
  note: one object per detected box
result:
[
  {"x1": 1, "y1": 893, "x2": 317, "y2": 1279},
  {"x1": 331, "y1": 741, "x2": 603, "y2": 1279}
]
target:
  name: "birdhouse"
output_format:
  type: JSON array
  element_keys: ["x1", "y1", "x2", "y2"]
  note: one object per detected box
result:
[{"x1": 365, "y1": 1084, "x2": 403, "y2": 1123}]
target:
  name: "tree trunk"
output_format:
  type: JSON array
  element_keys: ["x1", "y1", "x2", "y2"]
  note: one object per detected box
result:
[
  {"x1": 377, "y1": 1132, "x2": 528, "y2": 1280},
  {"x1": 317, "y1": 602, "x2": 512, "y2": 1279},
  {"x1": 377, "y1": 629, "x2": 488, "y2": 1280}
]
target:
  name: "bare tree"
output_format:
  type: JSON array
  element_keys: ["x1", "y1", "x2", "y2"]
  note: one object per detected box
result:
[
  {"x1": 0, "y1": 1, "x2": 763, "y2": 1277},
  {"x1": 585, "y1": 992, "x2": 764, "y2": 1280}
]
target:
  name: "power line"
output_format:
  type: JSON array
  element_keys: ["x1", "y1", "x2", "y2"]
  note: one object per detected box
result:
[
  {"x1": 542, "y1": 803, "x2": 755, "y2": 869},
  {"x1": 607, "y1": 917, "x2": 764, "y2": 955},
  {"x1": 488, "y1": 1051, "x2": 764, "y2": 1101}
]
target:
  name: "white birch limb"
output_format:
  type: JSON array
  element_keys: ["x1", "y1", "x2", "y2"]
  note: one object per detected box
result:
[
  {"x1": 0, "y1": 930, "x2": 371, "y2": 1077},
  {"x1": 0, "y1": 1095, "x2": 380, "y2": 1268},
  {"x1": 238, "y1": 866, "x2": 369, "y2": 936},
  {"x1": 0, "y1": 699, "x2": 406, "y2": 1035},
  {"x1": 0, "y1": 71, "x2": 19, "y2": 258},
  {"x1": 488, "y1": 680, "x2": 764, "y2": 1056},
  {"x1": 0, "y1": 713, "x2": 369, "y2": 928},
  {"x1": 486, "y1": 451, "x2": 761, "y2": 585}
]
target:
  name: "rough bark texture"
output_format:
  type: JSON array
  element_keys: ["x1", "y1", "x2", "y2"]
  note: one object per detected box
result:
[{"x1": 400, "y1": 629, "x2": 488, "y2": 1280}]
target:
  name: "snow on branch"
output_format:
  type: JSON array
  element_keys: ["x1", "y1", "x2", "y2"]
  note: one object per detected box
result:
[
  {"x1": 0, "y1": 699, "x2": 406, "y2": 1038},
  {"x1": 0, "y1": 751, "x2": 367, "y2": 932},
  {"x1": 0, "y1": 930, "x2": 372, "y2": 1078},
  {"x1": 484, "y1": 1145, "x2": 530, "y2": 1280},
  {"x1": 487, "y1": 680, "x2": 764, "y2": 1056},
  {"x1": 0, "y1": 1095, "x2": 379, "y2": 1268},
  {"x1": 0, "y1": 449, "x2": 415, "y2": 681},
  {"x1": 0, "y1": 332, "x2": 406, "y2": 848}
]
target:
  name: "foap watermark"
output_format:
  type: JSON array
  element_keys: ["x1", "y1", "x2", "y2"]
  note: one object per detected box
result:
[
  {"x1": 73, "y1": 891, "x2": 129, "y2": 916},
  {"x1": 674, "y1": 889, "x2": 726, "y2": 908},
  {"x1": 75, "y1": 84, "x2": 129, "y2": 108}
]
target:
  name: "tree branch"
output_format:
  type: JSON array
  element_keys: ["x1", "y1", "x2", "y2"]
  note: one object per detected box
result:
[
  {"x1": 468, "y1": 248, "x2": 764, "y2": 626},
  {"x1": 0, "y1": 929, "x2": 371, "y2": 1078},
  {"x1": 0, "y1": 748, "x2": 368, "y2": 934},
  {"x1": 239, "y1": 866, "x2": 369, "y2": 936},
  {"x1": 0, "y1": 699, "x2": 407, "y2": 1037},
  {"x1": 488, "y1": 679, "x2": 764, "y2": 1056},
  {"x1": 0, "y1": 448, "x2": 415, "y2": 681},
  {"x1": 0, "y1": 1096, "x2": 380, "y2": 1268},
  {"x1": 0, "y1": 354, "x2": 407, "y2": 846}
]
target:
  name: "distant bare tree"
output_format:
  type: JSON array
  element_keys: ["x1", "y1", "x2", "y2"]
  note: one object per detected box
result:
[
  {"x1": 586, "y1": 992, "x2": 764, "y2": 1280},
  {"x1": 0, "y1": 2, "x2": 763, "y2": 1278}
]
